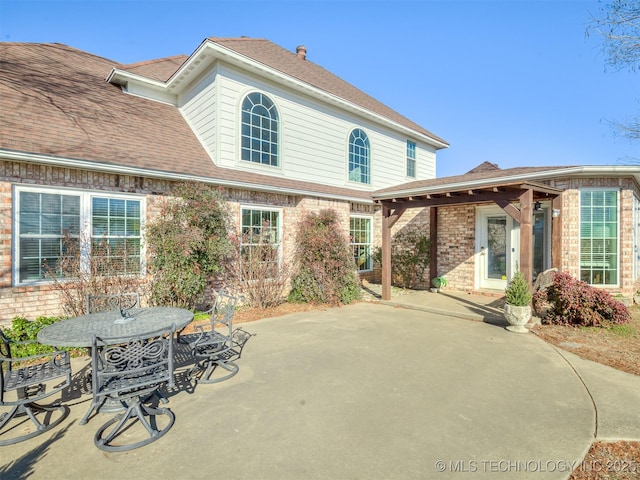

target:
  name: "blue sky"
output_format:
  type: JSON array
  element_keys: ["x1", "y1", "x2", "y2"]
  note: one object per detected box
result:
[{"x1": 1, "y1": 0, "x2": 638, "y2": 178}]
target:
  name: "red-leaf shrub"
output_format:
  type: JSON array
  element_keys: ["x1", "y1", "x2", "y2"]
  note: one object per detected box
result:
[
  {"x1": 534, "y1": 271, "x2": 630, "y2": 327},
  {"x1": 288, "y1": 209, "x2": 361, "y2": 305}
]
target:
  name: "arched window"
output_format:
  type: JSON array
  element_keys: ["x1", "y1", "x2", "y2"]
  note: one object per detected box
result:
[
  {"x1": 348, "y1": 128, "x2": 370, "y2": 184},
  {"x1": 241, "y1": 92, "x2": 279, "y2": 166}
]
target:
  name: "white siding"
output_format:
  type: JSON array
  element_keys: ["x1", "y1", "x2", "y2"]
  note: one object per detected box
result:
[
  {"x1": 179, "y1": 62, "x2": 436, "y2": 190},
  {"x1": 179, "y1": 68, "x2": 218, "y2": 163}
]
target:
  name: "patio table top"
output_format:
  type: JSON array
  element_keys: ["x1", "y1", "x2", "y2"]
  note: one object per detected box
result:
[{"x1": 37, "y1": 307, "x2": 193, "y2": 348}]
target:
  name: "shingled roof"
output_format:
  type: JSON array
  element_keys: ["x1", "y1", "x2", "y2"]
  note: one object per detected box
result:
[
  {"x1": 372, "y1": 165, "x2": 576, "y2": 198},
  {"x1": 2, "y1": 41, "x2": 426, "y2": 201},
  {"x1": 0, "y1": 43, "x2": 212, "y2": 175},
  {"x1": 121, "y1": 55, "x2": 189, "y2": 82},
  {"x1": 202, "y1": 38, "x2": 448, "y2": 146}
]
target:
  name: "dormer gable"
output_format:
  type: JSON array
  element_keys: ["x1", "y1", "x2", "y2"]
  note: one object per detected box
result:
[{"x1": 106, "y1": 37, "x2": 448, "y2": 149}]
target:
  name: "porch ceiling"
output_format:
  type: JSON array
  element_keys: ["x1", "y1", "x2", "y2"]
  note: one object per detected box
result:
[{"x1": 373, "y1": 180, "x2": 564, "y2": 210}]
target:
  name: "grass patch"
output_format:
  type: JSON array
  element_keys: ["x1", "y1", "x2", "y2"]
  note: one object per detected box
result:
[{"x1": 606, "y1": 322, "x2": 639, "y2": 338}]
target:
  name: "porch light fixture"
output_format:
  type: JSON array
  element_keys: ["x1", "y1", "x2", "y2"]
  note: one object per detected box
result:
[
  {"x1": 534, "y1": 201, "x2": 542, "y2": 211},
  {"x1": 552, "y1": 208, "x2": 560, "y2": 218}
]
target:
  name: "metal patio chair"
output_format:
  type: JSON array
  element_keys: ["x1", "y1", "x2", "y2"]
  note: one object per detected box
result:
[
  {"x1": 86, "y1": 292, "x2": 140, "y2": 315},
  {"x1": 79, "y1": 324, "x2": 177, "y2": 452},
  {"x1": 187, "y1": 289, "x2": 247, "y2": 384},
  {"x1": 0, "y1": 328, "x2": 72, "y2": 446}
]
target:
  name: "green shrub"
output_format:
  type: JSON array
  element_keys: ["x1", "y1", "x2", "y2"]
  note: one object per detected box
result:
[
  {"x1": 373, "y1": 228, "x2": 430, "y2": 288},
  {"x1": 505, "y1": 271, "x2": 532, "y2": 306},
  {"x1": 146, "y1": 182, "x2": 233, "y2": 308},
  {"x1": 4, "y1": 316, "x2": 60, "y2": 357},
  {"x1": 533, "y1": 271, "x2": 630, "y2": 327},
  {"x1": 288, "y1": 209, "x2": 361, "y2": 305}
]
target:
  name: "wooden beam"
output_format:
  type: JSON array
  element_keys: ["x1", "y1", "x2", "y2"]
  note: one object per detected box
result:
[
  {"x1": 387, "y1": 207, "x2": 406, "y2": 228},
  {"x1": 552, "y1": 195, "x2": 562, "y2": 269},
  {"x1": 382, "y1": 189, "x2": 522, "y2": 211},
  {"x1": 519, "y1": 189, "x2": 533, "y2": 287},
  {"x1": 382, "y1": 205, "x2": 392, "y2": 301},
  {"x1": 381, "y1": 205, "x2": 407, "y2": 301},
  {"x1": 495, "y1": 199, "x2": 522, "y2": 224}
]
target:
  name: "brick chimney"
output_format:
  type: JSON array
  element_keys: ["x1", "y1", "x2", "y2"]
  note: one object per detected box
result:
[{"x1": 296, "y1": 45, "x2": 307, "y2": 60}]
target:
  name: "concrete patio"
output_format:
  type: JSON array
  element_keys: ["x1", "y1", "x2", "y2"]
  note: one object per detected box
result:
[{"x1": 2, "y1": 293, "x2": 640, "y2": 479}]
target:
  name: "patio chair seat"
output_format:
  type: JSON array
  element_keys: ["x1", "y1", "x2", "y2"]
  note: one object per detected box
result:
[
  {"x1": 3, "y1": 357, "x2": 71, "y2": 391},
  {"x1": 0, "y1": 328, "x2": 72, "y2": 446},
  {"x1": 187, "y1": 290, "x2": 248, "y2": 384}
]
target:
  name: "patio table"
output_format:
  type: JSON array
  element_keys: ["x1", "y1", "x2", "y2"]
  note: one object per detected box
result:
[{"x1": 37, "y1": 307, "x2": 194, "y2": 348}]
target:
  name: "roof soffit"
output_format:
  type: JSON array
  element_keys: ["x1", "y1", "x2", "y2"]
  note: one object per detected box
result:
[{"x1": 376, "y1": 181, "x2": 564, "y2": 205}]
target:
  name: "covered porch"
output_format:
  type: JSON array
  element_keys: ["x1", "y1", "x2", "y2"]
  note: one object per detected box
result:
[{"x1": 373, "y1": 178, "x2": 564, "y2": 301}]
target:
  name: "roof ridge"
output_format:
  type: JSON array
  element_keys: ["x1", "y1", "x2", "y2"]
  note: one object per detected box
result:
[
  {"x1": 0, "y1": 42, "x2": 121, "y2": 65},
  {"x1": 207, "y1": 36, "x2": 268, "y2": 42},
  {"x1": 121, "y1": 54, "x2": 188, "y2": 69}
]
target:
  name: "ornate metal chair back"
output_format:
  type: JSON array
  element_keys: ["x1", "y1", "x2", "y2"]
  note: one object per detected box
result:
[
  {"x1": 90, "y1": 325, "x2": 175, "y2": 401},
  {"x1": 86, "y1": 292, "x2": 141, "y2": 314}
]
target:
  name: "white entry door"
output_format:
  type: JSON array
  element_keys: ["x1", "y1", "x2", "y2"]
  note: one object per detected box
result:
[{"x1": 476, "y1": 206, "x2": 520, "y2": 290}]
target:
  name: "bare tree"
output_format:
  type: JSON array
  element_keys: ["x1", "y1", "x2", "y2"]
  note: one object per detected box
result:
[{"x1": 589, "y1": 0, "x2": 640, "y2": 140}]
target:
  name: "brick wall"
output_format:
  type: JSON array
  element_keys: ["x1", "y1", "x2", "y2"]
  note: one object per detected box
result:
[
  {"x1": 437, "y1": 205, "x2": 476, "y2": 292},
  {"x1": 0, "y1": 160, "x2": 371, "y2": 324},
  {"x1": 5, "y1": 159, "x2": 639, "y2": 323},
  {"x1": 550, "y1": 176, "x2": 640, "y2": 296},
  {"x1": 0, "y1": 161, "x2": 176, "y2": 324}
]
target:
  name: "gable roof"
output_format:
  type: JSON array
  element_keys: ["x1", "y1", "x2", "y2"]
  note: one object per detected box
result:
[
  {"x1": 202, "y1": 38, "x2": 448, "y2": 147},
  {"x1": 109, "y1": 37, "x2": 448, "y2": 148},
  {"x1": 0, "y1": 41, "x2": 413, "y2": 202}
]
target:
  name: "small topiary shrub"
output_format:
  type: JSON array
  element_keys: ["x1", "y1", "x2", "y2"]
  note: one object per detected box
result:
[
  {"x1": 505, "y1": 270, "x2": 532, "y2": 306},
  {"x1": 288, "y1": 209, "x2": 361, "y2": 305},
  {"x1": 432, "y1": 276, "x2": 447, "y2": 290},
  {"x1": 534, "y1": 271, "x2": 630, "y2": 327}
]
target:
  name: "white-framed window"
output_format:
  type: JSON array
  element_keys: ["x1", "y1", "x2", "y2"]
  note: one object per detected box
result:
[
  {"x1": 579, "y1": 189, "x2": 619, "y2": 286},
  {"x1": 350, "y1": 215, "x2": 373, "y2": 272},
  {"x1": 240, "y1": 206, "x2": 282, "y2": 278},
  {"x1": 406, "y1": 140, "x2": 416, "y2": 178},
  {"x1": 241, "y1": 92, "x2": 279, "y2": 166},
  {"x1": 14, "y1": 185, "x2": 144, "y2": 285},
  {"x1": 348, "y1": 128, "x2": 370, "y2": 184}
]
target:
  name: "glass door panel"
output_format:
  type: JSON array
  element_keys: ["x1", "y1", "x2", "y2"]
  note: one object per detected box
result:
[{"x1": 487, "y1": 216, "x2": 507, "y2": 280}]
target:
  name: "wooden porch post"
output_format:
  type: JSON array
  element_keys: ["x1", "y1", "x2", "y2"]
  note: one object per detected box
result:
[
  {"x1": 382, "y1": 205, "x2": 392, "y2": 301},
  {"x1": 519, "y1": 189, "x2": 533, "y2": 286},
  {"x1": 551, "y1": 195, "x2": 562, "y2": 269}
]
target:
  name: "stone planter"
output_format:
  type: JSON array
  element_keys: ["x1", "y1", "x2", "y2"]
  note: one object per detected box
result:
[{"x1": 503, "y1": 304, "x2": 531, "y2": 333}]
